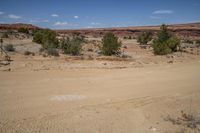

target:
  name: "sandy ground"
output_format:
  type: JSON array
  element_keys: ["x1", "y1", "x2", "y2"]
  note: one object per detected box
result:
[
  {"x1": 0, "y1": 37, "x2": 200, "y2": 133},
  {"x1": 0, "y1": 59, "x2": 200, "y2": 133}
]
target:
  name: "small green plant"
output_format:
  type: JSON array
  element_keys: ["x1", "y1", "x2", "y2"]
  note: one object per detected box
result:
[
  {"x1": 167, "y1": 37, "x2": 180, "y2": 52},
  {"x1": 46, "y1": 48, "x2": 59, "y2": 56},
  {"x1": 61, "y1": 37, "x2": 82, "y2": 55},
  {"x1": 4, "y1": 44, "x2": 15, "y2": 52},
  {"x1": 33, "y1": 31, "x2": 43, "y2": 44},
  {"x1": 101, "y1": 32, "x2": 121, "y2": 56},
  {"x1": 18, "y1": 28, "x2": 29, "y2": 34},
  {"x1": 196, "y1": 40, "x2": 200, "y2": 46},
  {"x1": 1, "y1": 32, "x2": 9, "y2": 38},
  {"x1": 152, "y1": 24, "x2": 180, "y2": 55},
  {"x1": 137, "y1": 31, "x2": 153, "y2": 46},
  {"x1": 33, "y1": 29, "x2": 58, "y2": 49}
]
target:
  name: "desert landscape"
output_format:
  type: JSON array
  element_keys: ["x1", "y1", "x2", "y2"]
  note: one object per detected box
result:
[{"x1": 1, "y1": 1, "x2": 200, "y2": 133}]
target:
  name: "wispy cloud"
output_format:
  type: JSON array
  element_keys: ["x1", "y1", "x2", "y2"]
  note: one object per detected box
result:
[
  {"x1": 74, "y1": 16, "x2": 79, "y2": 19},
  {"x1": 0, "y1": 11, "x2": 4, "y2": 15},
  {"x1": 54, "y1": 21, "x2": 68, "y2": 26},
  {"x1": 51, "y1": 14, "x2": 59, "y2": 17},
  {"x1": 84, "y1": 26, "x2": 94, "y2": 29},
  {"x1": 30, "y1": 19, "x2": 49, "y2": 23},
  {"x1": 91, "y1": 22, "x2": 101, "y2": 25},
  {"x1": 153, "y1": 10, "x2": 174, "y2": 14},
  {"x1": 8, "y1": 14, "x2": 21, "y2": 19}
]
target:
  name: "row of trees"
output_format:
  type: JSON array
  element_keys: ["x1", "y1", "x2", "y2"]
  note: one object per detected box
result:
[
  {"x1": 32, "y1": 29, "x2": 121, "y2": 56},
  {"x1": 32, "y1": 25, "x2": 181, "y2": 57},
  {"x1": 33, "y1": 29, "x2": 84, "y2": 56}
]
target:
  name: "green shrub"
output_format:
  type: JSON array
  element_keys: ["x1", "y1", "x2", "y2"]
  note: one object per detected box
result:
[
  {"x1": 33, "y1": 31, "x2": 43, "y2": 44},
  {"x1": 33, "y1": 29, "x2": 58, "y2": 49},
  {"x1": 196, "y1": 40, "x2": 200, "y2": 45},
  {"x1": 61, "y1": 37, "x2": 82, "y2": 55},
  {"x1": 152, "y1": 41, "x2": 172, "y2": 55},
  {"x1": 18, "y1": 28, "x2": 29, "y2": 34},
  {"x1": 47, "y1": 48, "x2": 59, "y2": 56},
  {"x1": 1, "y1": 32, "x2": 9, "y2": 38},
  {"x1": 157, "y1": 24, "x2": 172, "y2": 42},
  {"x1": 167, "y1": 37, "x2": 180, "y2": 52},
  {"x1": 4, "y1": 44, "x2": 15, "y2": 52},
  {"x1": 152, "y1": 24, "x2": 180, "y2": 55},
  {"x1": 101, "y1": 32, "x2": 121, "y2": 56},
  {"x1": 137, "y1": 31, "x2": 152, "y2": 45}
]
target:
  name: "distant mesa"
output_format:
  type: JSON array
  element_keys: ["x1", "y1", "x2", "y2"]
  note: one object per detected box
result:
[
  {"x1": 0, "y1": 23, "x2": 41, "y2": 30},
  {"x1": 0, "y1": 22, "x2": 200, "y2": 39}
]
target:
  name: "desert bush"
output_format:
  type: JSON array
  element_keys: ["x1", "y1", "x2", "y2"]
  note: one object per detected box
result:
[
  {"x1": 18, "y1": 28, "x2": 29, "y2": 34},
  {"x1": 167, "y1": 37, "x2": 180, "y2": 52},
  {"x1": 4, "y1": 44, "x2": 15, "y2": 52},
  {"x1": 1, "y1": 32, "x2": 9, "y2": 38},
  {"x1": 33, "y1": 31, "x2": 43, "y2": 44},
  {"x1": 152, "y1": 24, "x2": 180, "y2": 55},
  {"x1": 101, "y1": 32, "x2": 121, "y2": 56},
  {"x1": 46, "y1": 48, "x2": 59, "y2": 56},
  {"x1": 153, "y1": 41, "x2": 172, "y2": 55},
  {"x1": 196, "y1": 40, "x2": 200, "y2": 46},
  {"x1": 61, "y1": 37, "x2": 82, "y2": 55},
  {"x1": 33, "y1": 29, "x2": 58, "y2": 49},
  {"x1": 137, "y1": 31, "x2": 152, "y2": 46}
]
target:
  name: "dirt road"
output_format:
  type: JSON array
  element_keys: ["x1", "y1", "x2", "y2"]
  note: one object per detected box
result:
[{"x1": 0, "y1": 60, "x2": 200, "y2": 133}]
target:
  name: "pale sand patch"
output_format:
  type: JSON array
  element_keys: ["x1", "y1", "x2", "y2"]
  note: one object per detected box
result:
[{"x1": 50, "y1": 95, "x2": 86, "y2": 101}]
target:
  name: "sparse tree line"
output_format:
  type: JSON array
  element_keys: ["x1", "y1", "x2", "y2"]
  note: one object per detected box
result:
[
  {"x1": 32, "y1": 29, "x2": 122, "y2": 57},
  {"x1": 1, "y1": 24, "x2": 200, "y2": 57},
  {"x1": 32, "y1": 24, "x2": 184, "y2": 57}
]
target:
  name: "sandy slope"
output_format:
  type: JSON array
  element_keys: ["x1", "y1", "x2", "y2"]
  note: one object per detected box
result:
[{"x1": 0, "y1": 60, "x2": 200, "y2": 133}]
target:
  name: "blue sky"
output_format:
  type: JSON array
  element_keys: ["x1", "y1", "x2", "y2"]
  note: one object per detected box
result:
[{"x1": 0, "y1": 0, "x2": 200, "y2": 29}]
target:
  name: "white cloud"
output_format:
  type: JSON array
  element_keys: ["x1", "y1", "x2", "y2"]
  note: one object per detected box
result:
[
  {"x1": 30, "y1": 19, "x2": 49, "y2": 23},
  {"x1": 91, "y1": 22, "x2": 100, "y2": 25},
  {"x1": 153, "y1": 10, "x2": 174, "y2": 14},
  {"x1": 42, "y1": 20, "x2": 49, "y2": 22},
  {"x1": 54, "y1": 21, "x2": 68, "y2": 26},
  {"x1": 74, "y1": 16, "x2": 79, "y2": 19},
  {"x1": 8, "y1": 14, "x2": 21, "y2": 19},
  {"x1": 51, "y1": 14, "x2": 59, "y2": 17},
  {"x1": 84, "y1": 26, "x2": 94, "y2": 29},
  {"x1": 0, "y1": 11, "x2": 4, "y2": 15}
]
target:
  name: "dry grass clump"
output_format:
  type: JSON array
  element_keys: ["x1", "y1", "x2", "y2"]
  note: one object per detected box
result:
[{"x1": 164, "y1": 111, "x2": 200, "y2": 132}]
